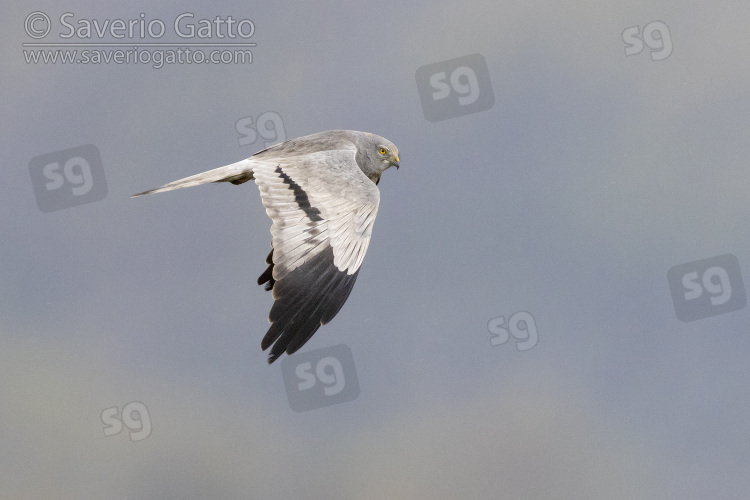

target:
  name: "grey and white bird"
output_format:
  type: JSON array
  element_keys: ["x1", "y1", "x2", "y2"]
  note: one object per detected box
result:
[{"x1": 132, "y1": 130, "x2": 400, "y2": 363}]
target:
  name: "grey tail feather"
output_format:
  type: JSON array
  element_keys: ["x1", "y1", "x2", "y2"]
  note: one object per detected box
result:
[{"x1": 131, "y1": 159, "x2": 254, "y2": 198}]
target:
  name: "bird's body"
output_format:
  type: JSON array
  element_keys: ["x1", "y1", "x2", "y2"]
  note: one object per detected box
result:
[{"x1": 133, "y1": 130, "x2": 400, "y2": 363}]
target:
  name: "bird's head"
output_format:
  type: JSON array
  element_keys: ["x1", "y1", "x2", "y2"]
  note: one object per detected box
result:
[
  {"x1": 356, "y1": 132, "x2": 400, "y2": 185},
  {"x1": 376, "y1": 142, "x2": 400, "y2": 171}
]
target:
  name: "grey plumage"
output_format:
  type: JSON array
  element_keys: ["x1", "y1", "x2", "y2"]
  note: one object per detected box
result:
[{"x1": 132, "y1": 130, "x2": 400, "y2": 363}]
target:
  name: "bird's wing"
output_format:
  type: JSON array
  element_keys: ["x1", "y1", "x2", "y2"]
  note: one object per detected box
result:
[{"x1": 252, "y1": 149, "x2": 380, "y2": 363}]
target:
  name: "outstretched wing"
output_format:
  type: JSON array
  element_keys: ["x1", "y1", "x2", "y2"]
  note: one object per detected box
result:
[{"x1": 252, "y1": 149, "x2": 380, "y2": 363}]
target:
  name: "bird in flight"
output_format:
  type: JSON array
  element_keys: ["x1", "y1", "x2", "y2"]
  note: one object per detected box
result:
[{"x1": 132, "y1": 130, "x2": 400, "y2": 363}]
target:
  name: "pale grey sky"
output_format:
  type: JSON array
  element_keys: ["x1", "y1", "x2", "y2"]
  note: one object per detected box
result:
[{"x1": 2, "y1": 1, "x2": 750, "y2": 498}]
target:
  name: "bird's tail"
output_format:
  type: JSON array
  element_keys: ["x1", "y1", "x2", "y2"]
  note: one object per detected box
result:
[{"x1": 131, "y1": 159, "x2": 255, "y2": 198}]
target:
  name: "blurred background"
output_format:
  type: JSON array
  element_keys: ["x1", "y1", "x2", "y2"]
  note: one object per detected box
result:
[{"x1": 2, "y1": 1, "x2": 750, "y2": 498}]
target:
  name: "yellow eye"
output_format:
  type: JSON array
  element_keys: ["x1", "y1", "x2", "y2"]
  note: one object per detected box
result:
[{"x1": 379, "y1": 148, "x2": 387, "y2": 155}]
